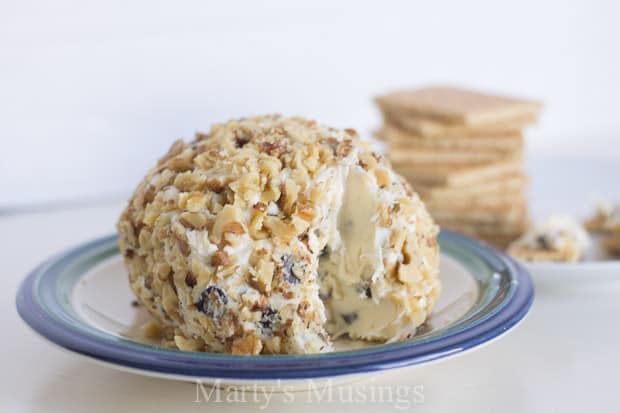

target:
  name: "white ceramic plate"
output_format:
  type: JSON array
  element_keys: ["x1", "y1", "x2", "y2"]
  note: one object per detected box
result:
[
  {"x1": 17, "y1": 232, "x2": 533, "y2": 387},
  {"x1": 522, "y1": 234, "x2": 620, "y2": 286}
]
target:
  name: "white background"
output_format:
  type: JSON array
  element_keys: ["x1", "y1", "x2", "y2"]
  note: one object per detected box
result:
[
  {"x1": 1, "y1": 0, "x2": 619, "y2": 208},
  {"x1": 2, "y1": 3, "x2": 620, "y2": 411}
]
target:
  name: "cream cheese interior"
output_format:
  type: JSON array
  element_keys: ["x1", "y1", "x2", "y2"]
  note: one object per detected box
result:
[
  {"x1": 185, "y1": 159, "x2": 416, "y2": 345},
  {"x1": 318, "y1": 165, "x2": 404, "y2": 341}
]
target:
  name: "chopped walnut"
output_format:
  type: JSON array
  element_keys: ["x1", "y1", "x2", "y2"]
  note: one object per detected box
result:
[{"x1": 118, "y1": 115, "x2": 439, "y2": 355}]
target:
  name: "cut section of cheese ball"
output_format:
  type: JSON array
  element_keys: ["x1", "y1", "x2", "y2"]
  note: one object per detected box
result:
[{"x1": 117, "y1": 115, "x2": 440, "y2": 355}]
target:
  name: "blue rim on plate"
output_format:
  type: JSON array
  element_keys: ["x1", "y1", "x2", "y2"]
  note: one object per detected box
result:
[{"x1": 16, "y1": 231, "x2": 533, "y2": 380}]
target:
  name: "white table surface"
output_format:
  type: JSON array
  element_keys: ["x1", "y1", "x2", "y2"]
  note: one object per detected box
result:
[{"x1": 2, "y1": 156, "x2": 620, "y2": 412}]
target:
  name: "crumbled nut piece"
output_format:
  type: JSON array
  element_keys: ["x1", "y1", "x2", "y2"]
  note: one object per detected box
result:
[
  {"x1": 231, "y1": 334, "x2": 263, "y2": 355},
  {"x1": 263, "y1": 216, "x2": 297, "y2": 238},
  {"x1": 249, "y1": 211, "x2": 269, "y2": 239},
  {"x1": 186, "y1": 192, "x2": 208, "y2": 212},
  {"x1": 251, "y1": 258, "x2": 275, "y2": 292},
  {"x1": 258, "y1": 157, "x2": 282, "y2": 178},
  {"x1": 205, "y1": 175, "x2": 227, "y2": 193},
  {"x1": 379, "y1": 204, "x2": 393, "y2": 226},
  {"x1": 296, "y1": 203, "x2": 316, "y2": 222},
  {"x1": 290, "y1": 215, "x2": 310, "y2": 235},
  {"x1": 374, "y1": 168, "x2": 391, "y2": 188},
  {"x1": 297, "y1": 300, "x2": 312, "y2": 318},
  {"x1": 154, "y1": 262, "x2": 171, "y2": 281},
  {"x1": 141, "y1": 320, "x2": 163, "y2": 338},
  {"x1": 397, "y1": 261, "x2": 423, "y2": 285},
  {"x1": 174, "y1": 335, "x2": 204, "y2": 351},
  {"x1": 337, "y1": 139, "x2": 353, "y2": 157},
  {"x1": 142, "y1": 202, "x2": 162, "y2": 227},
  {"x1": 261, "y1": 182, "x2": 281, "y2": 204},
  {"x1": 260, "y1": 140, "x2": 286, "y2": 157},
  {"x1": 279, "y1": 179, "x2": 299, "y2": 214},
  {"x1": 118, "y1": 115, "x2": 440, "y2": 355},
  {"x1": 344, "y1": 128, "x2": 358, "y2": 138},
  {"x1": 211, "y1": 250, "x2": 230, "y2": 267},
  {"x1": 174, "y1": 171, "x2": 206, "y2": 192},
  {"x1": 264, "y1": 336, "x2": 282, "y2": 353},
  {"x1": 165, "y1": 157, "x2": 193, "y2": 173},
  {"x1": 359, "y1": 151, "x2": 378, "y2": 170},
  {"x1": 253, "y1": 201, "x2": 267, "y2": 212},
  {"x1": 171, "y1": 222, "x2": 191, "y2": 255},
  {"x1": 162, "y1": 283, "x2": 181, "y2": 321},
  {"x1": 211, "y1": 205, "x2": 246, "y2": 243},
  {"x1": 179, "y1": 212, "x2": 207, "y2": 229}
]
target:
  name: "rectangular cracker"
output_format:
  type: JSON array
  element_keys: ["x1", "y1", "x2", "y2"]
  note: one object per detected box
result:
[
  {"x1": 440, "y1": 225, "x2": 525, "y2": 249},
  {"x1": 602, "y1": 234, "x2": 620, "y2": 255},
  {"x1": 429, "y1": 203, "x2": 528, "y2": 225},
  {"x1": 438, "y1": 226, "x2": 524, "y2": 249},
  {"x1": 388, "y1": 147, "x2": 521, "y2": 166},
  {"x1": 424, "y1": 192, "x2": 526, "y2": 211},
  {"x1": 415, "y1": 173, "x2": 528, "y2": 199},
  {"x1": 439, "y1": 219, "x2": 528, "y2": 238},
  {"x1": 426, "y1": 198, "x2": 527, "y2": 214},
  {"x1": 381, "y1": 124, "x2": 524, "y2": 153},
  {"x1": 376, "y1": 86, "x2": 542, "y2": 126},
  {"x1": 382, "y1": 110, "x2": 537, "y2": 138},
  {"x1": 396, "y1": 157, "x2": 523, "y2": 186},
  {"x1": 431, "y1": 207, "x2": 527, "y2": 226}
]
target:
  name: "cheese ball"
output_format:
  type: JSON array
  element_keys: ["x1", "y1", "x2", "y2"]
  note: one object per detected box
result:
[{"x1": 117, "y1": 115, "x2": 440, "y2": 355}]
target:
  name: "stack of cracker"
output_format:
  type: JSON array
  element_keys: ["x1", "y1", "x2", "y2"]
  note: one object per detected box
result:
[
  {"x1": 376, "y1": 86, "x2": 542, "y2": 248},
  {"x1": 585, "y1": 202, "x2": 620, "y2": 256}
]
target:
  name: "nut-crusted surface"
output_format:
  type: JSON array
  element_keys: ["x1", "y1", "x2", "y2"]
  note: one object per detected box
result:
[
  {"x1": 117, "y1": 115, "x2": 440, "y2": 354},
  {"x1": 508, "y1": 214, "x2": 589, "y2": 263},
  {"x1": 585, "y1": 202, "x2": 620, "y2": 233}
]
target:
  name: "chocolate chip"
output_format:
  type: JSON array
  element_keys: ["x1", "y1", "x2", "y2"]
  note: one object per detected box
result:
[
  {"x1": 341, "y1": 312, "x2": 358, "y2": 325},
  {"x1": 319, "y1": 245, "x2": 329, "y2": 258},
  {"x1": 185, "y1": 272, "x2": 197, "y2": 288},
  {"x1": 344, "y1": 219, "x2": 353, "y2": 230},
  {"x1": 233, "y1": 129, "x2": 251, "y2": 148},
  {"x1": 168, "y1": 272, "x2": 177, "y2": 294},
  {"x1": 234, "y1": 136, "x2": 250, "y2": 148},
  {"x1": 319, "y1": 286, "x2": 333, "y2": 301},
  {"x1": 259, "y1": 308, "x2": 281, "y2": 335},
  {"x1": 281, "y1": 254, "x2": 300, "y2": 284},
  {"x1": 130, "y1": 300, "x2": 140, "y2": 308},
  {"x1": 196, "y1": 285, "x2": 228, "y2": 320},
  {"x1": 354, "y1": 282, "x2": 372, "y2": 298},
  {"x1": 536, "y1": 235, "x2": 552, "y2": 250},
  {"x1": 415, "y1": 322, "x2": 431, "y2": 336}
]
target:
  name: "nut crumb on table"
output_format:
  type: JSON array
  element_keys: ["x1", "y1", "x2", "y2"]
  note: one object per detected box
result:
[{"x1": 508, "y1": 214, "x2": 589, "y2": 262}]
